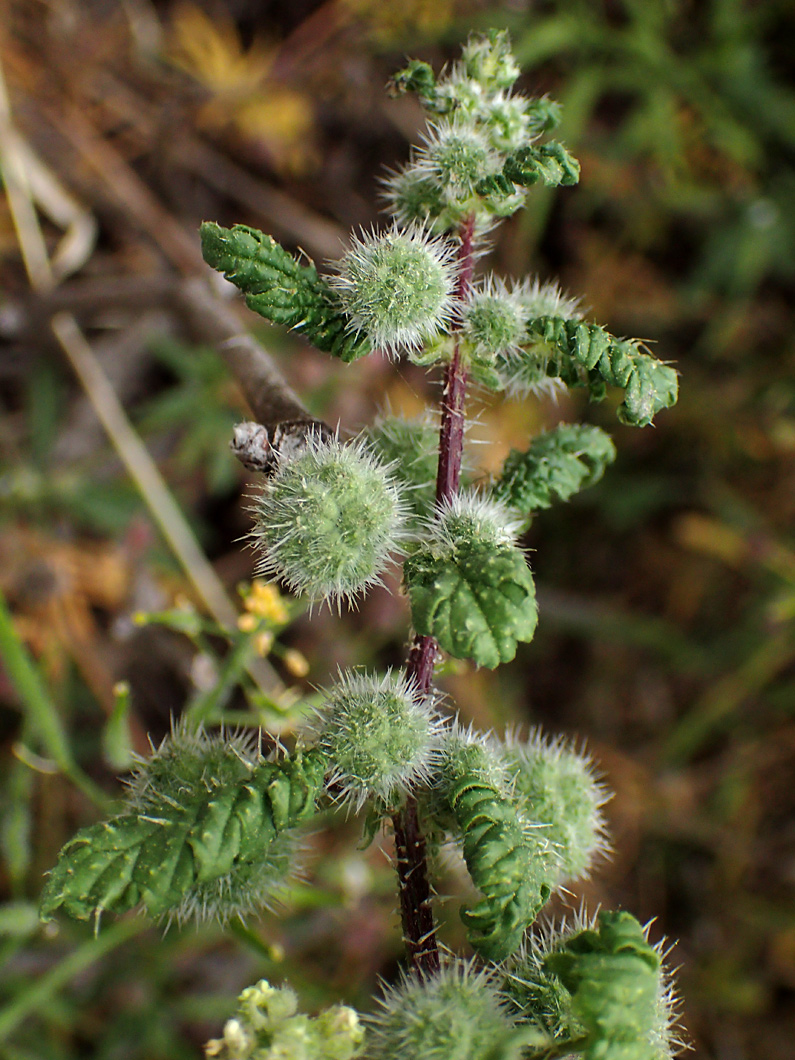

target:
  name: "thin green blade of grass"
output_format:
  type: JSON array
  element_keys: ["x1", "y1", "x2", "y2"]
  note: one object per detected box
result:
[{"x1": 0, "y1": 588, "x2": 109, "y2": 808}]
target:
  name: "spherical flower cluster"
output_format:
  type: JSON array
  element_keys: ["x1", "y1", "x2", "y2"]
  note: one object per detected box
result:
[
  {"x1": 379, "y1": 167, "x2": 447, "y2": 232},
  {"x1": 461, "y1": 31, "x2": 521, "y2": 92},
  {"x1": 487, "y1": 93, "x2": 534, "y2": 152},
  {"x1": 429, "y1": 490, "x2": 523, "y2": 555},
  {"x1": 314, "y1": 669, "x2": 444, "y2": 812},
  {"x1": 462, "y1": 277, "x2": 527, "y2": 362},
  {"x1": 430, "y1": 72, "x2": 487, "y2": 118},
  {"x1": 367, "y1": 960, "x2": 525, "y2": 1060},
  {"x1": 440, "y1": 720, "x2": 515, "y2": 795},
  {"x1": 330, "y1": 224, "x2": 457, "y2": 357},
  {"x1": 249, "y1": 433, "x2": 407, "y2": 607},
  {"x1": 501, "y1": 729, "x2": 611, "y2": 885},
  {"x1": 490, "y1": 279, "x2": 582, "y2": 398},
  {"x1": 515, "y1": 277, "x2": 582, "y2": 321},
  {"x1": 415, "y1": 121, "x2": 498, "y2": 198}
]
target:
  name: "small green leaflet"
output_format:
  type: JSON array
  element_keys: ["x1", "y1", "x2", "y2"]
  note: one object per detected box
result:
[
  {"x1": 404, "y1": 536, "x2": 538, "y2": 669},
  {"x1": 40, "y1": 749, "x2": 327, "y2": 922},
  {"x1": 544, "y1": 911, "x2": 664, "y2": 1060},
  {"x1": 200, "y1": 223, "x2": 369, "y2": 363},
  {"x1": 521, "y1": 317, "x2": 678, "y2": 427},
  {"x1": 388, "y1": 59, "x2": 437, "y2": 102},
  {"x1": 492, "y1": 423, "x2": 616, "y2": 520},
  {"x1": 476, "y1": 142, "x2": 580, "y2": 196},
  {"x1": 443, "y1": 741, "x2": 553, "y2": 961}
]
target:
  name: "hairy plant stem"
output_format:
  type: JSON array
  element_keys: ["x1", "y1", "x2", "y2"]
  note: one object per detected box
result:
[{"x1": 393, "y1": 214, "x2": 477, "y2": 976}]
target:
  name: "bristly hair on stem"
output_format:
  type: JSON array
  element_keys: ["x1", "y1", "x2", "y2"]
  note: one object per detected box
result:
[{"x1": 394, "y1": 211, "x2": 478, "y2": 975}]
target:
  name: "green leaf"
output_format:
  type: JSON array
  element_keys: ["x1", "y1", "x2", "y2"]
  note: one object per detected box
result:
[
  {"x1": 442, "y1": 740, "x2": 553, "y2": 961},
  {"x1": 525, "y1": 96, "x2": 563, "y2": 132},
  {"x1": 200, "y1": 223, "x2": 370, "y2": 363},
  {"x1": 363, "y1": 416, "x2": 439, "y2": 523},
  {"x1": 521, "y1": 317, "x2": 679, "y2": 426},
  {"x1": 40, "y1": 749, "x2": 327, "y2": 922},
  {"x1": 492, "y1": 424, "x2": 616, "y2": 518},
  {"x1": 544, "y1": 911, "x2": 664, "y2": 1060},
  {"x1": 404, "y1": 535, "x2": 538, "y2": 669},
  {"x1": 505, "y1": 142, "x2": 581, "y2": 186},
  {"x1": 615, "y1": 351, "x2": 679, "y2": 427},
  {"x1": 388, "y1": 59, "x2": 437, "y2": 101},
  {"x1": 476, "y1": 141, "x2": 580, "y2": 197}
]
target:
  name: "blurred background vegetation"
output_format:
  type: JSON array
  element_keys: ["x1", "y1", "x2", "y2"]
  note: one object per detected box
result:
[{"x1": 1, "y1": 0, "x2": 794, "y2": 1057}]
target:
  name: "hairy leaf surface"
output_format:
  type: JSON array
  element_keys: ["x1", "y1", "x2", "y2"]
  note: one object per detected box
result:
[
  {"x1": 544, "y1": 911, "x2": 664, "y2": 1060},
  {"x1": 520, "y1": 316, "x2": 678, "y2": 426},
  {"x1": 476, "y1": 142, "x2": 580, "y2": 196},
  {"x1": 200, "y1": 223, "x2": 369, "y2": 362},
  {"x1": 442, "y1": 741, "x2": 553, "y2": 961},
  {"x1": 492, "y1": 424, "x2": 616, "y2": 519},
  {"x1": 404, "y1": 535, "x2": 537, "y2": 669},
  {"x1": 40, "y1": 749, "x2": 327, "y2": 922}
]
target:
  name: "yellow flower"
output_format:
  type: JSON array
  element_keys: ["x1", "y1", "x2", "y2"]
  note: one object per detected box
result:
[
  {"x1": 241, "y1": 580, "x2": 290, "y2": 625},
  {"x1": 283, "y1": 649, "x2": 310, "y2": 679},
  {"x1": 167, "y1": 4, "x2": 315, "y2": 173},
  {"x1": 237, "y1": 612, "x2": 258, "y2": 633}
]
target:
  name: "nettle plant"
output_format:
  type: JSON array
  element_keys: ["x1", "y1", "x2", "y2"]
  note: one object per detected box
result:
[{"x1": 41, "y1": 33, "x2": 684, "y2": 1060}]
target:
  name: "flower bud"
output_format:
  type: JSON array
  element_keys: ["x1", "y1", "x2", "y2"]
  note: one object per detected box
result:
[
  {"x1": 462, "y1": 277, "x2": 526, "y2": 361},
  {"x1": 380, "y1": 165, "x2": 447, "y2": 232},
  {"x1": 250, "y1": 434, "x2": 407, "y2": 607},
  {"x1": 314, "y1": 670, "x2": 443, "y2": 811},
  {"x1": 330, "y1": 225, "x2": 456, "y2": 356},
  {"x1": 367, "y1": 961, "x2": 525, "y2": 1060},
  {"x1": 481, "y1": 93, "x2": 533, "y2": 152},
  {"x1": 461, "y1": 30, "x2": 521, "y2": 92},
  {"x1": 417, "y1": 121, "x2": 498, "y2": 199}
]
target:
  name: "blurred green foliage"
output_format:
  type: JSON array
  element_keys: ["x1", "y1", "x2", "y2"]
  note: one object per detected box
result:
[
  {"x1": 502, "y1": 0, "x2": 795, "y2": 303},
  {"x1": 136, "y1": 338, "x2": 245, "y2": 498}
]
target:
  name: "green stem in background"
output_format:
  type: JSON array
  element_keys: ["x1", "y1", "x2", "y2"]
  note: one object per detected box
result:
[
  {"x1": 0, "y1": 588, "x2": 109, "y2": 809},
  {"x1": 393, "y1": 214, "x2": 477, "y2": 977},
  {"x1": 183, "y1": 628, "x2": 257, "y2": 730},
  {"x1": 662, "y1": 629, "x2": 795, "y2": 766},
  {"x1": 0, "y1": 917, "x2": 145, "y2": 1043}
]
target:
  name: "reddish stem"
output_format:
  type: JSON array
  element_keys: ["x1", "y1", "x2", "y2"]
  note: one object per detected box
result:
[
  {"x1": 392, "y1": 215, "x2": 477, "y2": 976},
  {"x1": 435, "y1": 215, "x2": 476, "y2": 504}
]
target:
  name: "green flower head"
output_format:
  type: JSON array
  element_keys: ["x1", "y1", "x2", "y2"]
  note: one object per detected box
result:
[
  {"x1": 501, "y1": 728, "x2": 611, "y2": 885},
  {"x1": 250, "y1": 432, "x2": 408, "y2": 607},
  {"x1": 330, "y1": 224, "x2": 457, "y2": 356},
  {"x1": 367, "y1": 960, "x2": 528, "y2": 1060},
  {"x1": 462, "y1": 276, "x2": 527, "y2": 362},
  {"x1": 314, "y1": 669, "x2": 444, "y2": 812}
]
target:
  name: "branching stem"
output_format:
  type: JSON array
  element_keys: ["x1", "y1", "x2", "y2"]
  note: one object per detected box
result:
[{"x1": 393, "y1": 214, "x2": 477, "y2": 976}]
